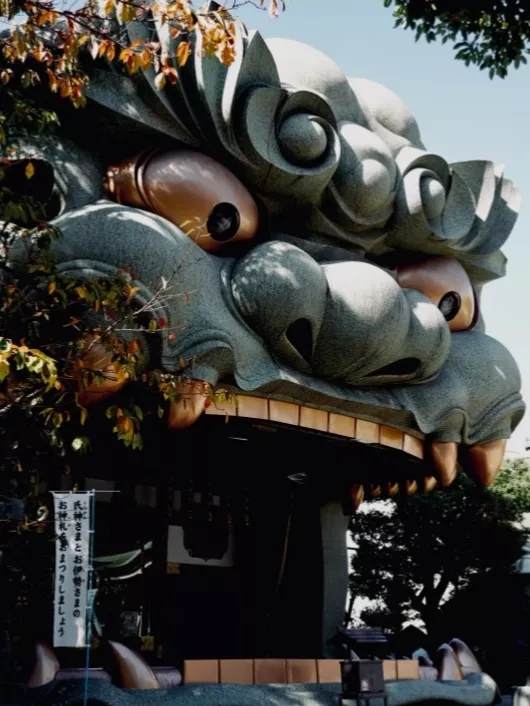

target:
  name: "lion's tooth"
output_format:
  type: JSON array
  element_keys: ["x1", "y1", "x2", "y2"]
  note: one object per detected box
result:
[
  {"x1": 168, "y1": 381, "x2": 209, "y2": 430},
  {"x1": 370, "y1": 485, "x2": 381, "y2": 499},
  {"x1": 386, "y1": 482, "x2": 399, "y2": 497},
  {"x1": 465, "y1": 439, "x2": 507, "y2": 488},
  {"x1": 423, "y1": 476, "x2": 437, "y2": 493},
  {"x1": 430, "y1": 441, "x2": 458, "y2": 487},
  {"x1": 108, "y1": 641, "x2": 160, "y2": 689},
  {"x1": 350, "y1": 485, "x2": 364, "y2": 511},
  {"x1": 405, "y1": 480, "x2": 418, "y2": 496}
]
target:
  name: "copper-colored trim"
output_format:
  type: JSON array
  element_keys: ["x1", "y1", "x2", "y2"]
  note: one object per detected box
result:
[
  {"x1": 254, "y1": 659, "x2": 287, "y2": 684},
  {"x1": 204, "y1": 395, "x2": 425, "y2": 459},
  {"x1": 184, "y1": 659, "x2": 220, "y2": 684},
  {"x1": 300, "y1": 406, "x2": 328, "y2": 432},
  {"x1": 205, "y1": 396, "x2": 237, "y2": 417},
  {"x1": 183, "y1": 658, "x2": 416, "y2": 685},
  {"x1": 269, "y1": 400, "x2": 300, "y2": 426},
  {"x1": 219, "y1": 659, "x2": 254, "y2": 684},
  {"x1": 329, "y1": 412, "x2": 356, "y2": 438},
  {"x1": 286, "y1": 659, "x2": 318, "y2": 684},
  {"x1": 396, "y1": 660, "x2": 420, "y2": 680},
  {"x1": 404, "y1": 434, "x2": 424, "y2": 459},
  {"x1": 380, "y1": 425, "x2": 404, "y2": 450},
  {"x1": 237, "y1": 395, "x2": 269, "y2": 420},
  {"x1": 356, "y1": 419, "x2": 380, "y2": 444},
  {"x1": 316, "y1": 660, "x2": 341, "y2": 684}
]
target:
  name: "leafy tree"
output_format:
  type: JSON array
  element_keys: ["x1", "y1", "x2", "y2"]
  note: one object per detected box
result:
[
  {"x1": 384, "y1": 0, "x2": 530, "y2": 78},
  {"x1": 0, "y1": 0, "x2": 277, "y2": 522},
  {"x1": 0, "y1": 0, "x2": 278, "y2": 667},
  {"x1": 349, "y1": 459, "x2": 530, "y2": 648}
]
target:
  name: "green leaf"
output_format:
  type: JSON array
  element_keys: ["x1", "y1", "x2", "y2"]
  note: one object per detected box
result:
[
  {"x1": 0, "y1": 358, "x2": 9, "y2": 382},
  {"x1": 72, "y1": 437, "x2": 84, "y2": 451}
]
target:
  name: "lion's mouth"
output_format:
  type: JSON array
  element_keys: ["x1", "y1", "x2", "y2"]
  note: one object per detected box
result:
[{"x1": 168, "y1": 383, "x2": 509, "y2": 506}]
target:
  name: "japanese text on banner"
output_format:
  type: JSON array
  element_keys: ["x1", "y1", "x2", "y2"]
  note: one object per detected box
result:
[{"x1": 52, "y1": 492, "x2": 92, "y2": 648}]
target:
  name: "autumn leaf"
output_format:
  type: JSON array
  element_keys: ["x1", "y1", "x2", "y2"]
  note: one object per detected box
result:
[
  {"x1": 75, "y1": 285, "x2": 89, "y2": 299},
  {"x1": 25, "y1": 161, "x2": 35, "y2": 179},
  {"x1": 177, "y1": 41, "x2": 190, "y2": 67},
  {"x1": 106, "y1": 43, "x2": 116, "y2": 62},
  {"x1": 48, "y1": 280, "x2": 56, "y2": 294},
  {"x1": 154, "y1": 72, "x2": 166, "y2": 90},
  {"x1": 47, "y1": 69, "x2": 58, "y2": 92}
]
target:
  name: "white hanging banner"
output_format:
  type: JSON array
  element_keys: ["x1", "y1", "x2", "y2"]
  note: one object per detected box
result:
[{"x1": 52, "y1": 492, "x2": 92, "y2": 648}]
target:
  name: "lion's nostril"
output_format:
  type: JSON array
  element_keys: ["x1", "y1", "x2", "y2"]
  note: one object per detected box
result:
[
  {"x1": 366, "y1": 357, "x2": 421, "y2": 378},
  {"x1": 286, "y1": 318, "x2": 313, "y2": 366}
]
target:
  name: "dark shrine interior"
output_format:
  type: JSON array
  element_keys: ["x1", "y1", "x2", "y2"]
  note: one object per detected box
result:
[{"x1": 42, "y1": 406, "x2": 429, "y2": 673}]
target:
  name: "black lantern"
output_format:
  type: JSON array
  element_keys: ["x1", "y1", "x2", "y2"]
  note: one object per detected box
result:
[{"x1": 339, "y1": 660, "x2": 387, "y2": 706}]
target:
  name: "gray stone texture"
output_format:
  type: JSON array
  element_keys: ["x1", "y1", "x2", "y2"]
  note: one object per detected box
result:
[
  {"x1": 26, "y1": 675, "x2": 500, "y2": 706},
  {"x1": 7, "y1": 18, "x2": 524, "y2": 447}
]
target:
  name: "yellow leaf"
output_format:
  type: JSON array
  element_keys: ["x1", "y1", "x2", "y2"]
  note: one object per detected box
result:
[
  {"x1": 25, "y1": 161, "x2": 35, "y2": 180},
  {"x1": 154, "y1": 72, "x2": 166, "y2": 90},
  {"x1": 106, "y1": 43, "x2": 116, "y2": 62},
  {"x1": 48, "y1": 280, "x2": 56, "y2": 294},
  {"x1": 0, "y1": 358, "x2": 9, "y2": 382},
  {"x1": 47, "y1": 69, "x2": 58, "y2": 92},
  {"x1": 177, "y1": 41, "x2": 190, "y2": 67},
  {"x1": 75, "y1": 286, "x2": 89, "y2": 299}
]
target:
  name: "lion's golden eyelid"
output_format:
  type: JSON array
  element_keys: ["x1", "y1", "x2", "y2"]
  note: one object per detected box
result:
[
  {"x1": 105, "y1": 149, "x2": 260, "y2": 254},
  {"x1": 396, "y1": 256, "x2": 476, "y2": 332}
]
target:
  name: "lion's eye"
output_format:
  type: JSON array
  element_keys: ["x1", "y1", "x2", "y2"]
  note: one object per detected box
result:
[
  {"x1": 105, "y1": 149, "x2": 259, "y2": 254},
  {"x1": 207, "y1": 202, "x2": 241, "y2": 242},
  {"x1": 438, "y1": 291, "x2": 462, "y2": 322},
  {"x1": 397, "y1": 257, "x2": 476, "y2": 332}
]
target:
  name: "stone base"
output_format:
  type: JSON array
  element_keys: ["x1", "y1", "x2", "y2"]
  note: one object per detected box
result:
[{"x1": 18, "y1": 675, "x2": 499, "y2": 706}]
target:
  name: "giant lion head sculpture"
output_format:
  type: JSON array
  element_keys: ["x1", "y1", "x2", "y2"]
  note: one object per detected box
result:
[{"x1": 8, "y1": 17, "x2": 525, "y2": 498}]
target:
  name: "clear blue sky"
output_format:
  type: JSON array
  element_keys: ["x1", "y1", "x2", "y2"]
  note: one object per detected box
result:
[{"x1": 238, "y1": 0, "x2": 530, "y2": 454}]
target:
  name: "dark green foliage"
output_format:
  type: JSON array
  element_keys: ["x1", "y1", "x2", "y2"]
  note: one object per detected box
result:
[
  {"x1": 349, "y1": 459, "x2": 530, "y2": 648},
  {"x1": 384, "y1": 0, "x2": 530, "y2": 77}
]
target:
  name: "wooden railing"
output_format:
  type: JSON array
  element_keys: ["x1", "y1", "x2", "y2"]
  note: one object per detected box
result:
[{"x1": 183, "y1": 659, "x2": 420, "y2": 685}]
